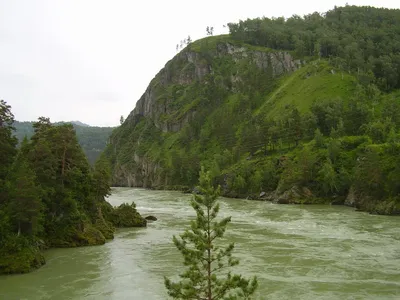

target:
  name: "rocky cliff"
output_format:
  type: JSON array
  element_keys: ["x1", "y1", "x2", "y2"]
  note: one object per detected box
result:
[
  {"x1": 105, "y1": 35, "x2": 301, "y2": 187},
  {"x1": 128, "y1": 39, "x2": 300, "y2": 133}
]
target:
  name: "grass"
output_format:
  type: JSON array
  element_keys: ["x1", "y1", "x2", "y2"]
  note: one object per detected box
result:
[{"x1": 256, "y1": 60, "x2": 357, "y2": 118}]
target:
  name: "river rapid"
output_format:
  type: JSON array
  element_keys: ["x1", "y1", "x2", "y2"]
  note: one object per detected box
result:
[{"x1": 1, "y1": 187, "x2": 399, "y2": 299}]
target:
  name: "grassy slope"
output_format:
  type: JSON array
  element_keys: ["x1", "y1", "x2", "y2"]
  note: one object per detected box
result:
[{"x1": 257, "y1": 61, "x2": 357, "y2": 118}]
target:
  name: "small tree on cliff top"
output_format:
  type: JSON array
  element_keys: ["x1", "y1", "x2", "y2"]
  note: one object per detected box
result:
[{"x1": 165, "y1": 168, "x2": 258, "y2": 300}]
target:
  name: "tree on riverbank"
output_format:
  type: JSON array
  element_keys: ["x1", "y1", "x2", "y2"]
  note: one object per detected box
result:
[
  {"x1": 0, "y1": 100, "x2": 147, "y2": 275},
  {"x1": 165, "y1": 168, "x2": 258, "y2": 299}
]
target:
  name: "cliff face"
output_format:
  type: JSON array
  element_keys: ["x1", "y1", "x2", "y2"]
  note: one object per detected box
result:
[
  {"x1": 127, "y1": 41, "x2": 300, "y2": 133},
  {"x1": 105, "y1": 36, "x2": 301, "y2": 187}
]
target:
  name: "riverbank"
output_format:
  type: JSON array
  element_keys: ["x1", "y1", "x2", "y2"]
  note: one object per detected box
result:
[
  {"x1": 0, "y1": 201, "x2": 146, "y2": 275},
  {"x1": 135, "y1": 184, "x2": 400, "y2": 216}
]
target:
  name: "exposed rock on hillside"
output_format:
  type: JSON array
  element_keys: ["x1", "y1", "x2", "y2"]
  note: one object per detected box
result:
[{"x1": 106, "y1": 36, "x2": 301, "y2": 188}]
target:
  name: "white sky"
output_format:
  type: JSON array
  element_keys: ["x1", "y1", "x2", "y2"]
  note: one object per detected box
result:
[{"x1": 0, "y1": 0, "x2": 398, "y2": 126}]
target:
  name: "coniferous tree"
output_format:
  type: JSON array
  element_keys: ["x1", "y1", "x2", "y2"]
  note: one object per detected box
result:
[
  {"x1": 165, "y1": 168, "x2": 258, "y2": 300},
  {"x1": 0, "y1": 100, "x2": 17, "y2": 244},
  {"x1": 9, "y1": 154, "x2": 42, "y2": 236},
  {"x1": 92, "y1": 156, "x2": 112, "y2": 201},
  {"x1": 0, "y1": 100, "x2": 18, "y2": 204},
  {"x1": 314, "y1": 128, "x2": 325, "y2": 148}
]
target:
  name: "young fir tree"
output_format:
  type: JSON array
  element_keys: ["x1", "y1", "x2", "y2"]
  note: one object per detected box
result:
[{"x1": 165, "y1": 168, "x2": 258, "y2": 300}]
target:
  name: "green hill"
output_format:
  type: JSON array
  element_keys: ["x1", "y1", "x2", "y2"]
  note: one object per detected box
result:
[{"x1": 103, "y1": 5, "x2": 400, "y2": 215}]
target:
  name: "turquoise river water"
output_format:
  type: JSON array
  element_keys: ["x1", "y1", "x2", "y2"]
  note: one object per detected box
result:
[{"x1": 1, "y1": 188, "x2": 399, "y2": 299}]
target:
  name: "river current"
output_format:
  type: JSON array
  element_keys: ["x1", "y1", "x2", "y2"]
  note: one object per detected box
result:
[{"x1": 1, "y1": 187, "x2": 399, "y2": 299}]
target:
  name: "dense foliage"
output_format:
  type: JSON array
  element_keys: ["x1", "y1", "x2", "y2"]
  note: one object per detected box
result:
[
  {"x1": 228, "y1": 5, "x2": 400, "y2": 91},
  {"x1": 13, "y1": 121, "x2": 114, "y2": 165},
  {"x1": 165, "y1": 168, "x2": 258, "y2": 299},
  {"x1": 104, "y1": 6, "x2": 400, "y2": 215},
  {"x1": 0, "y1": 102, "x2": 145, "y2": 274}
]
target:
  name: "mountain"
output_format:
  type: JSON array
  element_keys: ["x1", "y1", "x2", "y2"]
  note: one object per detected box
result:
[
  {"x1": 69, "y1": 120, "x2": 90, "y2": 127},
  {"x1": 13, "y1": 121, "x2": 114, "y2": 165},
  {"x1": 104, "y1": 5, "x2": 400, "y2": 215}
]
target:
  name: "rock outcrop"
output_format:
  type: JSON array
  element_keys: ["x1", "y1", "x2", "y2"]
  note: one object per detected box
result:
[
  {"x1": 106, "y1": 36, "x2": 301, "y2": 188},
  {"x1": 128, "y1": 44, "x2": 300, "y2": 133},
  {"x1": 145, "y1": 215, "x2": 158, "y2": 221},
  {"x1": 272, "y1": 186, "x2": 315, "y2": 204},
  {"x1": 344, "y1": 186, "x2": 356, "y2": 207}
]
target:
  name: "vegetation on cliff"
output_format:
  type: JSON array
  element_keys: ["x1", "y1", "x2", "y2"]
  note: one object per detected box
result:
[
  {"x1": 0, "y1": 101, "x2": 145, "y2": 274},
  {"x1": 104, "y1": 5, "x2": 400, "y2": 215},
  {"x1": 228, "y1": 5, "x2": 400, "y2": 91}
]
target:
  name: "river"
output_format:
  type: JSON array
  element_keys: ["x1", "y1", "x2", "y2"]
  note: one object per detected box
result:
[{"x1": 1, "y1": 188, "x2": 400, "y2": 299}]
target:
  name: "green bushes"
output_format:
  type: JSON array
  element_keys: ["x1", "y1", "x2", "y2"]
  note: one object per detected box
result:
[
  {"x1": 0, "y1": 236, "x2": 45, "y2": 274},
  {"x1": 107, "y1": 203, "x2": 147, "y2": 228}
]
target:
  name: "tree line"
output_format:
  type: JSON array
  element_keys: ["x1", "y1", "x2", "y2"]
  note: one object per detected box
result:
[{"x1": 13, "y1": 121, "x2": 114, "y2": 165}]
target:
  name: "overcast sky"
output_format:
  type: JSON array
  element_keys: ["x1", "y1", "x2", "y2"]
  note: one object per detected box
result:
[{"x1": 0, "y1": 0, "x2": 398, "y2": 126}]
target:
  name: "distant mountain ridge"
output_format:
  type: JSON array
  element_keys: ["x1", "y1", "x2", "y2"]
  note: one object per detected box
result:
[
  {"x1": 65, "y1": 120, "x2": 91, "y2": 127},
  {"x1": 13, "y1": 120, "x2": 114, "y2": 164}
]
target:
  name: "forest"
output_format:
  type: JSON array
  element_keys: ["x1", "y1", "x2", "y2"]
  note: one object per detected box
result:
[
  {"x1": 228, "y1": 5, "x2": 400, "y2": 91},
  {"x1": 0, "y1": 100, "x2": 145, "y2": 274}
]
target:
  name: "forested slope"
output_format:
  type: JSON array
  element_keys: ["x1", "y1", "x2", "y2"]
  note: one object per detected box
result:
[{"x1": 104, "y1": 5, "x2": 400, "y2": 215}]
